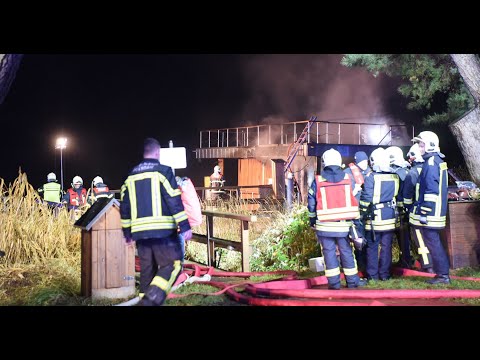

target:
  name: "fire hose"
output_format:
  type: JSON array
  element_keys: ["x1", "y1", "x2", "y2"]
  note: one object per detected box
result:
[{"x1": 117, "y1": 264, "x2": 480, "y2": 306}]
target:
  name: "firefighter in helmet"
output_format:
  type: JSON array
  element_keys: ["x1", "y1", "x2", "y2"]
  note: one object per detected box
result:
[
  {"x1": 403, "y1": 143, "x2": 433, "y2": 273},
  {"x1": 343, "y1": 151, "x2": 372, "y2": 272},
  {"x1": 360, "y1": 147, "x2": 399, "y2": 281},
  {"x1": 386, "y1": 145, "x2": 412, "y2": 268},
  {"x1": 38, "y1": 172, "x2": 63, "y2": 207},
  {"x1": 409, "y1": 131, "x2": 450, "y2": 284},
  {"x1": 210, "y1": 165, "x2": 225, "y2": 201},
  {"x1": 308, "y1": 148, "x2": 367, "y2": 289},
  {"x1": 62, "y1": 176, "x2": 87, "y2": 210},
  {"x1": 88, "y1": 176, "x2": 113, "y2": 204}
]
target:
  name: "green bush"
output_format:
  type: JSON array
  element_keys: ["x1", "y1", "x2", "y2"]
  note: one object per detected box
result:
[{"x1": 250, "y1": 205, "x2": 320, "y2": 271}]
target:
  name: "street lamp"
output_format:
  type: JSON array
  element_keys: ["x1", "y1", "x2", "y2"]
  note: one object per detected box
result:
[{"x1": 55, "y1": 137, "x2": 67, "y2": 191}]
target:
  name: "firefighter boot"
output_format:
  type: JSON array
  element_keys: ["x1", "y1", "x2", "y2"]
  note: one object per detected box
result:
[
  {"x1": 426, "y1": 274, "x2": 451, "y2": 285},
  {"x1": 347, "y1": 278, "x2": 368, "y2": 288},
  {"x1": 328, "y1": 282, "x2": 341, "y2": 290},
  {"x1": 143, "y1": 286, "x2": 167, "y2": 306}
]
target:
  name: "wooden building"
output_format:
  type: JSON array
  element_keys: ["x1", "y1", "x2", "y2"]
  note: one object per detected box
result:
[{"x1": 195, "y1": 118, "x2": 413, "y2": 203}]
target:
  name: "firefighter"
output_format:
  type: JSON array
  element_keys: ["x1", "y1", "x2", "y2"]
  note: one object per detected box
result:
[
  {"x1": 210, "y1": 165, "x2": 225, "y2": 187},
  {"x1": 344, "y1": 151, "x2": 371, "y2": 202},
  {"x1": 38, "y1": 172, "x2": 62, "y2": 207},
  {"x1": 343, "y1": 151, "x2": 371, "y2": 271},
  {"x1": 404, "y1": 143, "x2": 433, "y2": 273},
  {"x1": 88, "y1": 176, "x2": 113, "y2": 204},
  {"x1": 308, "y1": 148, "x2": 367, "y2": 289},
  {"x1": 62, "y1": 176, "x2": 87, "y2": 210},
  {"x1": 410, "y1": 131, "x2": 450, "y2": 284},
  {"x1": 120, "y1": 138, "x2": 192, "y2": 306},
  {"x1": 210, "y1": 165, "x2": 225, "y2": 201},
  {"x1": 360, "y1": 147, "x2": 399, "y2": 281},
  {"x1": 386, "y1": 145, "x2": 411, "y2": 268}
]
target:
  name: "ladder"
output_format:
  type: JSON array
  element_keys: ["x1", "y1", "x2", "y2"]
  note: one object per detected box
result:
[{"x1": 284, "y1": 115, "x2": 317, "y2": 173}]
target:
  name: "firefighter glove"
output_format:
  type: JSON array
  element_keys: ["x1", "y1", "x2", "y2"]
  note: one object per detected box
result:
[
  {"x1": 352, "y1": 237, "x2": 366, "y2": 251},
  {"x1": 419, "y1": 215, "x2": 428, "y2": 225},
  {"x1": 309, "y1": 218, "x2": 316, "y2": 228}
]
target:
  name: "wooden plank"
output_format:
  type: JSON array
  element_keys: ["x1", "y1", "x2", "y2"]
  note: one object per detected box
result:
[
  {"x1": 106, "y1": 230, "x2": 123, "y2": 288},
  {"x1": 92, "y1": 213, "x2": 106, "y2": 231},
  {"x1": 105, "y1": 206, "x2": 121, "y2": 230},
  {"x1": 125, "y1": 241, "x2": 135, "y2": 287},
  {"x1": 207, "y1": 215, "x2": 215, "y2": 267},
  {"x1": 80, "y1": 231, "x2": 92, "y2": 297},
  {"x1": 97, "y1": 229, "x2": 106, "y2": 289},
  {"x1": 241, "y1": 220, "x2": 250, "y2": 272},
  {"x1": 91, "y1": 230, "x2": 98, "y2": 290}
]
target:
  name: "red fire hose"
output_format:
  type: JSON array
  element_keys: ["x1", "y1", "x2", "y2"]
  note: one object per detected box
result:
[{"x1": 166, "y1": 264, "x2": 480, "y2": 306}]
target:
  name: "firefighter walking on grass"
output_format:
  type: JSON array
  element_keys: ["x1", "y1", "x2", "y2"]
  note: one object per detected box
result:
[
  {"x1": 308, "y1": 148, "x2": 367, "y2": 290},
  {"x1": 120, "y1": 138, "x2": 192, "y2": 306}
]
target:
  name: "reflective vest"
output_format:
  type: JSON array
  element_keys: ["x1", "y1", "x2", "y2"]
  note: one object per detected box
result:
[
  {"x1": 315, "y1": 174, "x2": 359, "y2": 221},
  {"x1": 43, "y1": 182, "x2": 61, "y2": 203},
  {"x1": 68, "y1": 188, "x2": 87, "y2": 206},
  {"x1": 348, "y1": 163, "x2": 364, "y2": 185}
]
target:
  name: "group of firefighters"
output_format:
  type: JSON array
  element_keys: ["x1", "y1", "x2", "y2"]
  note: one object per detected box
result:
[
  {"x1": 37, "y1": 174, "x2": 113, "y2": 209},
  {"x1": 35, "y1": 130, "x2": 450, "y2": 302},
  {"x1": 308, "y1": 130, "x2": 450, "y2": 289}
]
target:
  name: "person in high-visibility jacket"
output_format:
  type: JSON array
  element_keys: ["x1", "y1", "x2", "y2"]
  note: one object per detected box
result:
[
  {"x1": 403, "y1": 143, "x2": 433, "y2": 273},
  {"x1": 308, "y1": 148, "x2": 367, "y2": 290},
  {"x1": 360, "y1": 147, "x2": 399, "y2": 281},
  {"x1": 38, "y1": 172, "x2": 62, "y2": 207},
  {"x1": 409, "y1": 131, "x2": 450, "y2": 284},
  {"x1": 87, "y1": 176, "x2": 113, "y2": 204},
  {"x1": 120, "y1": 138, "x2": 192, "y2": 306},
  {"x1": 386, "y1": 145, "x2": 411, "y2": 268},
  {"x1": 343, "y1": 151, "x2": 371, "y2": 271}
]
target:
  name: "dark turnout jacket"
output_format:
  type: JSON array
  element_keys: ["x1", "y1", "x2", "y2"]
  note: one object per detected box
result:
[{"x1": 120, "y1": 159, "x2": 191, "y2": 241}]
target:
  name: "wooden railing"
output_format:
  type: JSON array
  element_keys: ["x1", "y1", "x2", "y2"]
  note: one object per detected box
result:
[
  {"x1": 190, "y1": 210, "x2": 257, "y2": 272},
  {"x1": 195, "y1": 185, "x2": 274, "y2": 200}
]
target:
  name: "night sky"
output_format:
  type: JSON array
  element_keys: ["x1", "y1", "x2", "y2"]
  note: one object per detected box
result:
[{"x1": 0, "y1": 54, "x2": 462, "y2": 191}]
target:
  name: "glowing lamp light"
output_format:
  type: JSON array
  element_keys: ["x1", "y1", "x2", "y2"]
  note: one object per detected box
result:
[{"x1": 55, "y1": 137, "x2": 67, "y2": 149}]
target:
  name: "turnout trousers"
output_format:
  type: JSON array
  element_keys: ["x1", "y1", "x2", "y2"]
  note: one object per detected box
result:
[{"x1": 137, "y1": 233, "x2": 183, "y2": 306}]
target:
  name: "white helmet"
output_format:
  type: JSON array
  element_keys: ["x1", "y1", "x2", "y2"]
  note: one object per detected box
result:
[
  {"x1": 412, "y1": 131, "x2": 440, "y2": 153},
  {"x1": 93, "y1": 176, "x2": 104, "y2": 187},
  {"x1": 47, "y1": 172, "x2": 57, "y2": 182},
  {"x1": 407, "y1": 143, "x2": 424, "y2": 163},
  {"x1": 322, "y1": 148, "x2": 342, "y2": 167},
  {"x1": 386, "y1": 146, "x2": 408, "y2": 168},
  {"x1": 369, "y1": 147, "x2": 390, "y2": 172},
  {"x1": 214, "y1": 165, "x2": 221, "y2": 173},
  {"x1": 72, "y1": 176, "x2": 83, "y2": 186}
]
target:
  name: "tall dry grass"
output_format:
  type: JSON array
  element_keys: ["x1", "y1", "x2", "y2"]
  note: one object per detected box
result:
[{"x1": 0, "y1": 171, "x2": 81, "y2": 267}]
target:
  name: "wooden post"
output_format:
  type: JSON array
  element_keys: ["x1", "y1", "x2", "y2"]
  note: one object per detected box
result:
[
  {"x1": 206, "y1": 215, "x2": 215, "y2": 267},
  {"x1": 241, "y1": 220, "x2": 250, "y2": 272}
]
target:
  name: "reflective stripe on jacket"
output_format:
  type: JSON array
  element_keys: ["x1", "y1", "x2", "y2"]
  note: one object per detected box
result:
[
  {"x1": 410, "y1": 154, "x2": 448, "y2": 229},
  {"x1": 120, "y1": 159, "x2": 191, "y2": 241}
]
